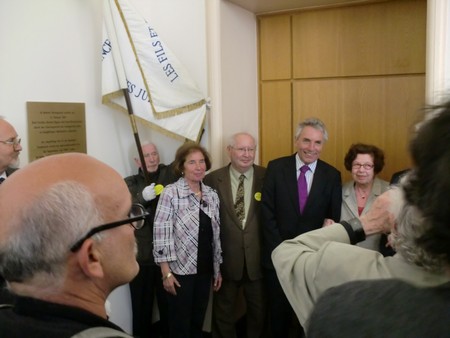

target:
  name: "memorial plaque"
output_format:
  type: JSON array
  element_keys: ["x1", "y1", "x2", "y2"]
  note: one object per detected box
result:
[{"x1": 27, "y1": 102, "x2": 86, "y2": 161}]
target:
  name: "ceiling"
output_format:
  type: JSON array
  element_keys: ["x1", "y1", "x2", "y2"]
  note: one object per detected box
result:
[{"x1": 224, "y1": 0, "x2": 373, "y2": 14}]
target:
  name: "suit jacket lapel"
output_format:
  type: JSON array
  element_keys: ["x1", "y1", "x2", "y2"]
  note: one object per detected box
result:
[
  {"x1": 247, "y1": 165, "x2": 263, "y2": 224},
  {"x1": 284, "y1": 155, "x2": 301, "y2": 216},
  {"x1": 305, "y1": 160, "x2": 326, "y2": 212},
  {"x1": 216, "y1": 165, "x2": 243, "y2": 228}
]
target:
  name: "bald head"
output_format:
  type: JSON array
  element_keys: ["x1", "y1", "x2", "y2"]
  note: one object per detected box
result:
[
  {"x1": 0, "y1": 153, "x2": 130, "y2": 240},
  {"x1": 0, "y1": 118, "x2": 22, "y2": 172}
]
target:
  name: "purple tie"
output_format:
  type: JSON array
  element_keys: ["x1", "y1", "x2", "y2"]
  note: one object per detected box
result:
[{"x1": 298, "y1": 165, "x2": 309, "y2": 213}]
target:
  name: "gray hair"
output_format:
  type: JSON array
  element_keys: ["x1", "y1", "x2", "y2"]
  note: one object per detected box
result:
[
  {"x1": 390, "y1": 202, "x2": 445, "y2": 273},
  {"x1": 0, "y1": 181, "x2": 103, "y2": 283},
  {"x1": 294, "y1": 118, "x2": 329, "y2": 142}
]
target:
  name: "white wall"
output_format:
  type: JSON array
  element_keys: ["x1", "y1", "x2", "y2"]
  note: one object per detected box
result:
[
  {"x1": 219, "y1": 1, "x2": 259, "y2": 165},
  {"x1": 0, "y1": 0, "x2": 258, "y2": 332},
  {"x1": 0, "y1": 0, "x2": 208, "y2": 177}
]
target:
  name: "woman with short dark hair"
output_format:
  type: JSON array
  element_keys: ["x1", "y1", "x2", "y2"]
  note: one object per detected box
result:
[{"x1": 341, "y1": 143, "x2": 390, "y2": 251}]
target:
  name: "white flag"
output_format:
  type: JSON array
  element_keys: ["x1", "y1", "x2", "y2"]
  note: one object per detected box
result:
[{"x1": 102, "y1": 0, "x2": 206, "y2": 142}]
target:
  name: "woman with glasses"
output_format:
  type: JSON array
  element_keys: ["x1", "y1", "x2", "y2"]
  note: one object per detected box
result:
[
  {"x1": 153, "y1": 142, "x2": 222, "y2": 338},
  {"x1": 341, "y1": 143, "x2": 390, "y2": 251}
]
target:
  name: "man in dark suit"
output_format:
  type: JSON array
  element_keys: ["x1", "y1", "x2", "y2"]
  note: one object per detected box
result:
[
  {"x1": 125, "y1": 142, "x2": 177, "y2": 338},
  {"x1": 0, "y1": 117, "x2": 22, "y2": 304},
  {"x1": 261, "y1": 117, "x2": 342, "y2": 337},
  {"x1": 204, "y1": 132, "x2": 266, "y2": 338}
]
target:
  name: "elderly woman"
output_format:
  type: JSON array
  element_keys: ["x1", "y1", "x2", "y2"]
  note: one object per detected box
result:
[
  {"x1": 153, "y1": 142, "x2": 222, "y2": 338},
  {"x1": 341, "y1": 143, "x2": 390, "y2": 251}
]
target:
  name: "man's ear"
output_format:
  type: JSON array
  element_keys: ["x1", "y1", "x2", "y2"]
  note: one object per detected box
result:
[
  {"x1": 134, "y1": 157, "x2": 141, "y2": 169},
  {"x1": 76, "y1": 239, "x2": 105, "y2": 279}
]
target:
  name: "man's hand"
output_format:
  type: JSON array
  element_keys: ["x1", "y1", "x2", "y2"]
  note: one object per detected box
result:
[
  {"x1": 213, "y1": 273, "x2": 222, "y2": 292},
  {"x1": 142, "y1": 183, "x2": 156, "y2": 201},
  {"x1": 360, "y1": 188, "x2": 402, "y2": 236}
]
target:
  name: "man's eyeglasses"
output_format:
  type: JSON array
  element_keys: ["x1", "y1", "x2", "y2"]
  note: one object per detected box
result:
[
  {"x1": 0, "y1": 137, "x2": 21, "y2": 150},
  {"x1": 352, "y1": 163, "x2": 374, "y2": 170},
  {"x1": 70, "y1": 203, "x2": 149, "y2": 252},
  {"x1": 231, "y1": 147, "x2": 256, "y2": 154}
]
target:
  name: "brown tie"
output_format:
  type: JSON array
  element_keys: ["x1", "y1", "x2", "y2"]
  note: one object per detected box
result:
[{"x1": 234, "y1": 174, "x2": 245, "y2": 225}]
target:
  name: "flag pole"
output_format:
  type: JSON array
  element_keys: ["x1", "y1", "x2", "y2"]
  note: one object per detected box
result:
[
  {"x1": 123, "y1": 88, "x2": 151, "y2": 185},
  {"x1": 104, "y1": 0, "x2": 150, "y2": 184}
]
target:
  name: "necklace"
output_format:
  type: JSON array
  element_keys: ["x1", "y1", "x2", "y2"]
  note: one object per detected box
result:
[{"x1": 356, "y1": 187, "x2": 369, "y2": 199}]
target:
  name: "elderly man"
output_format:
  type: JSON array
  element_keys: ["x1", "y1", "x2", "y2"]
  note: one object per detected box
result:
[
  {"x1": 0, "y1": 153, "x2": 141, "y2": 337},
  {"x1": 272, "y1": 103, "x2": 450, "y2": 332},
  {"x1": 306, "y1": 99, "x2": 450, "y2": 337},
  {"x1": 125, "y1": 142, "x2": 177, "y2": 338},
  {"x1": 0, "y1": 117, "x2": 22, "y2": 303},
  {"x1": 0, "y1": 117, "x2": 21, "y2": 180},
  {"x1": 204, "y1": 132, "x2": 266, "y2": 338}
]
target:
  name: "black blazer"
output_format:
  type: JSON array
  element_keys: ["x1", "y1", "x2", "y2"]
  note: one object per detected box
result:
[{"x1": 261, "y1": 155, "x2": 342, "y2": 269}]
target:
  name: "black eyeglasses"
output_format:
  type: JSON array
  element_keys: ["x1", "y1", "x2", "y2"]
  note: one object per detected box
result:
[{"x1": 70, "y1": 203, "x2": 149, "y2": 252}]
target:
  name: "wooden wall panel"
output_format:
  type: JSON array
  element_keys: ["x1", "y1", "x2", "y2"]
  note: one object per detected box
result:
[
  {"x1": 292, "y1": 0, "x2": 426, "y2": 78},
  {"x1": 293, "y1": 75, "x2": 425, "y2": 182},
  {"x1": 258, "y1": 0, "x2": 426, "y2": 181},
  {"x1": 259, "y1": 15, "x2": 291, "y2": 80},
  {"x1": 260, "y1": 81, "x2": 292, "y2": 166}
]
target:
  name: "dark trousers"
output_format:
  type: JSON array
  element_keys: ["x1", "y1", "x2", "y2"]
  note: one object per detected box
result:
[
  {"x1": 129, "y1": 264, "x2": 168, "y2": 338},
  {"x1": 264, "y1": 268, "x2": 304, "y2": 338},
  {"x1": 212, "y1": 272, "x2": 266, "y2": 338},
  {"x1": 167, "y1": 273, "x2": 212, "y2": 338}
]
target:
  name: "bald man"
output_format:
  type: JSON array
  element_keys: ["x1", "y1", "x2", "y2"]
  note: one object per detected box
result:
[
  {"x1": 0, "y1": 153, "x2": 141, "y2": 337},
  {"x1": 0, "y1": 117, "x2": 22, "y2": 180},
  {"x1": 0, "y1": 117, "x2": 22, "y2": 303}
]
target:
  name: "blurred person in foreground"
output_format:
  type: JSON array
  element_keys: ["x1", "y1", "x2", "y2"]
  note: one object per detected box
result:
[
  {"x1": 125, "y1": 142, "x2": 177, "y2": 338},
  {"x1": 204, "y1": 132, "x2": 266, "y2": 338},
  {"x1": 153, "y1": 142, "x2": 222, "y2": 338},
  {"x1": 0, "y1": 153, "x2": 141, "y2": 337},
  {"x1": 307, "y1": 99, "x2": 450, "y2": 337},
  {"x1": 272, "y1": 116, "x2": 450, "y2": 328},
  {"x1": 341, "y1": 143, "x2": 390, "y2": 251},
  {"x1": 0, "y1": 117, "x2": 23, "y2": 304}
]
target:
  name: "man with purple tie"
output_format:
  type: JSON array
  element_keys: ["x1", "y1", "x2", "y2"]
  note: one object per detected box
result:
[{"x1": 261, "y1": 117, "x2": 342, "y2": 337}]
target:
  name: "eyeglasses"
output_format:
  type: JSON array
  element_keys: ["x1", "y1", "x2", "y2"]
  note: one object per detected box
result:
[
  {"x1": 0, "y1": 137, "x2": 21, "y2": 150},
  {"x1": 352, "y1": 163, "x2": 374, "y2": 170},
  {"x1": 70, "y1": 203, "x2": 149, "y2": 252},
  {"x1": 231, "y1": 147, "x2": 256, "y2": 154}
]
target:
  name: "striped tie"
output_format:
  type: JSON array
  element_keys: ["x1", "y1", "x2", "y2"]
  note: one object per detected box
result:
[{"x1": 234, "y1": 174, "x2": 245, "y2": 225}]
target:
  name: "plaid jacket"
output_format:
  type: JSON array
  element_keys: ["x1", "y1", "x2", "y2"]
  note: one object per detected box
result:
[{"x1": 153, "y1": 177, "x2": 222, "y2": 278}]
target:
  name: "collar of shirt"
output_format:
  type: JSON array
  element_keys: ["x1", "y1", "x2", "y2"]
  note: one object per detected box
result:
[
  {"x1": 229, "y1": 164, "x2": 254, "y2": 183},
  {"x1": 0, "y1": 172, "x2": 7, "y2": 180},
  {"x1": 295, "y1": 154, "x2": 318, "y2": 175},
  {"x1": 177, "y1": 177, "x2": 202, "y2": 198}
]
